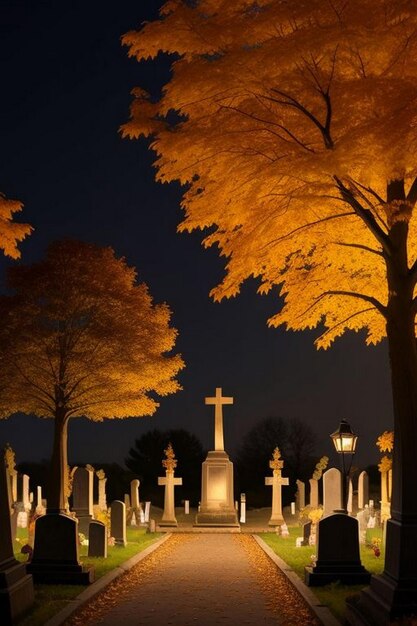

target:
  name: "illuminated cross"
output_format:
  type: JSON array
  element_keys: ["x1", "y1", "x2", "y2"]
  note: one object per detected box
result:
[
  {"x1": 205, "y1": 387, "x2": 233, "y2": 451},
  {"x1": 265, "y1": 447, "x2": 289, "y2": 526}
]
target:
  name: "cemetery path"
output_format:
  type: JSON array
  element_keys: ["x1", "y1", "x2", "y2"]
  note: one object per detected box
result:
[{"x1": 66, "y1": 534, "x2": 320, "y2": 626}]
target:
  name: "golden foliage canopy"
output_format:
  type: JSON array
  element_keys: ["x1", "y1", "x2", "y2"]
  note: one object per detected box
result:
[
  {"x1": 376, "y1": 430, "x2": 394, "y2": 453},
  {"x1": 122, "y1": 0, "x2": 417, "y2": 348},
  {"x1": 0, "y1": 192, "x2": 32, "y2": 258},
  {"x1": 0, "y1": 240, "x2": 184, "y2": 421}
]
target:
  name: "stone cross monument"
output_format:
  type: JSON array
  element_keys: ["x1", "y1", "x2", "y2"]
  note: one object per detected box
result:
[
  {"x1": 158, "y1": 444, "x2": 182, "y2": 527},
  {"x1": 265, "y1": 447, "x2": 289, "y2": 526},
  {"x1": 205, "y1": 387, "x2": 233, "y2": 451},
  {"x1": 195, "y1": 387, "x2": 238, "y2": 527}
]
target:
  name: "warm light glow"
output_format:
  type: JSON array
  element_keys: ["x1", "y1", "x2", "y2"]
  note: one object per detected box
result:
[{"x1": 330, "y1": 420, "x2": 358, "y2": 454}]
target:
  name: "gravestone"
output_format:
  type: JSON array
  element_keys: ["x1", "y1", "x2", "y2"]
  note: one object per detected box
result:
[
  {"x1": 309, "y1": 478, "x2": 319, "y2": 508},
  {"x1": 88, "y1": 521, "x2": 107, "y2": 558},
  {"x1": 144, "y1": 501, "x2": 151, "y2": 523},
  {"x1": 240, "y1": 493, "x2": 246, "y2": 524},
  {"x1": 0, "y1": 451, "x2": 34, "y2": 622},
  {"x1": 96, "y1": 469, "x2": 107, "y2": 512},
  {"x1": 295, "y1": 480, "x2": 305, "y2": 510},
  {"x1": 357, "y1": 509, "x2": 368, "y2": 544},
  {"x1": 4, "y1": 444, "x2": 18, "y2": 504},
  {"x1": 36, "y1": 485, "x2": 46, "y2": 515},
  {"x1": 358, "y1": 471, "x2": 369, "y2": 510},
  {"x1": 72, "y1": 466, "x2": 94, "y2": 534},
  {"x1": 158, "y1": 444, "x2": 182, "y2": 527},
  {"x1": 195, "y1": 387, "x2": 239, "y2": 527},
  {"x1": 305, "y1": 514, "x2": 370, "y2": 586},
  {"x1": 347, "y1": 478, "x2": 353, "y2": 515},
  {"x1": 265, "y1": 447, "x2": 289, "y2": 526},
  {"x1": 184, "y1": 500, "x2": 190, "y2": 515},
  {"x1": 302, "y1": 521, "x2": 312, "y2": 546},
  {"x1": 129, "y1": 478, "x2": 143, "y2": 526},
  {"x1": 323, "y1": 467, "x2": 343, "y2": 516},
  {"x1": 110, "y1": 501, "x2": 126, "y2": 546},
  {"x1": 22, "y1": 474, "x2": 31, "y2": 511},
  {"x1": 124, "y1": 493, "x2": 131, "y2": 510}
]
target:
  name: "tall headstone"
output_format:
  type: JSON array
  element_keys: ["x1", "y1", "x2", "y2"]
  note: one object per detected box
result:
[
  {"x1": 358, "y1": 471, "x2": 369, "y2": 510},
  {"x1": 323, "y1": 467, "x2": 343, "y2": 516},
  {"x1": 158, "y1": 444, "x2": 182, "y2": 527},
  {"x1": 88, "y1": 521, "x2": 107, "y2": 558},
  {"x1": 36, "y1": 485, "x2": 46, "y2": 515},
  {"x1": 96, "y1": 469, "x2": 107, "y2": 512},
  {"x1": 195, "y1": 387, "x2": 239, "y2": 527},
  {"x1": 347, "y1": 478, "x2": 353, "y2": 515},
  {"x1": 4, "y1": 444, "x2": 18, "y2": 504},
  {"x1": 295, "y1": 479, "x2": 306, "y2": 511},
  {"x1": 22, "y1": 474, "x2": 31, "y2": 511},
  {"x1": 0, "y1": 452, "x2": 34, "y2": 622},
  {"x1": 144, "y1": 501, "x2": 151, "y2": 523},
  {"x1": 72, "y1": 466, "x2": 94, "y2": 534},
  {"x1": 110, "y1": 501, "x2": 126, "y2": 546},
  {"x1": 124, "y1": 493, "x2": 131, "y2": 510},
  {"x1": 129, "y1": 478, "x2": 143, "y2": 525},
  {"x1": 265, "y1": 447, "x2": 289, "y2": 526},
  {"x1": 309, "y1": 478, "x2": 319, "y2": 508}
]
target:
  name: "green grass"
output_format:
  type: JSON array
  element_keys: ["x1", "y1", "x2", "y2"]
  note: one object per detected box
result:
[
  {"x1": 16, "y1": 526, "x2": 163, "y2": 626},
  {"x1": 259, "y1": 527, "x2": 385, "y2": 622}
]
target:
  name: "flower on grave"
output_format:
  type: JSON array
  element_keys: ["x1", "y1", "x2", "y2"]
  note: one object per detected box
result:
[
  {"x1": 371, "y1": 537, "x2": 381, "y2": 557},
  {"x1": 21, "y1": 544, "x2": 33, "y2": 561},
  {"x1": 108, "y1": 536, "x2": 116, "y2": 547}
]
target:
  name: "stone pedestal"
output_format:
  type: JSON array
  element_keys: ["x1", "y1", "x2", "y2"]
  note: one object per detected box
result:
[
  {"x1": 195, "y1": 451, "x2": 239, "y2": 526},
  {"x1": 27, "y1": 513, "x2": 94, "y2": 584},
  {"x1": 305, "y1": 514, "x2": 370, "y2": 586}
]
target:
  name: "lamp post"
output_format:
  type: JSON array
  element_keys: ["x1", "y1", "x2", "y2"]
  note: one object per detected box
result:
[{"x1": 330, "y1": 419, "x2": 358, "y2": 513}]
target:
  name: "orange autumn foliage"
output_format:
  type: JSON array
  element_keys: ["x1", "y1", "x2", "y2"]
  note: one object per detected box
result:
[{"x1": 0, "y1": 192, "x2": 32, "y2": 258}]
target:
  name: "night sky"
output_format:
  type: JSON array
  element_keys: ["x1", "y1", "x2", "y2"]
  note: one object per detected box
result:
[{"x1": 0, "y1": 0, "x2": 393, "y2": 471}]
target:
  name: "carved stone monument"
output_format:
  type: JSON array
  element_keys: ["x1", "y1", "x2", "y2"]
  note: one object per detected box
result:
[
  {"x1": 158, "y1": 444, "x2": 182, "y2": 527},
  {"x1": 195, "y1": 387, "x2": 238, "y2": 527},
  {"x1": 265, "y1": 447, "x2": 289, "y2": 526}
]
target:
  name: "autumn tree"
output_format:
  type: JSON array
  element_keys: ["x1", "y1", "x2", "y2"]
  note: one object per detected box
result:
[
  {"x1": 0, "y1": 192, "x2": 31, "y2": 258},
  {"x1": 122, "y1": 1, "x2": 417, "y2": 619},
  {"x1": 0, "y1": 240, "x2": 184, "y2": 512}
]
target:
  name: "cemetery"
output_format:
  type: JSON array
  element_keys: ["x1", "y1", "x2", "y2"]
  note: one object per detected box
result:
[{"x1": 0, "y1": 388, "x2": 396, "y2": 625}]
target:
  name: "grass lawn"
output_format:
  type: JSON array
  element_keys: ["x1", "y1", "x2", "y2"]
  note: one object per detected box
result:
[
  {"x1": 259, "y1": 527, "x2": 385, "y2": 623},
  {"x1": 15, "y1": 526, "x2": 163, "y2": 626}
]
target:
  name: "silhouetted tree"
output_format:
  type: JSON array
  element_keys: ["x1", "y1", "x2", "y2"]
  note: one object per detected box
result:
[
  {"x1": 125, "y1": 428, "x2": 205, "y2": 506},
  {"x1": 236, "y1": 417, "x2": 317, "y2": 507}
]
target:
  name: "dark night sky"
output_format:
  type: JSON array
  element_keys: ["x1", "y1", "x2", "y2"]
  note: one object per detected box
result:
[{"x1": 0, "y1": 0, "x2": 393, "y2": 471}]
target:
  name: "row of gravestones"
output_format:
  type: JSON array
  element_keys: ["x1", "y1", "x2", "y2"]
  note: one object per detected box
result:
[{"x1": 295, "y1": 468, "x2": 370, "y2": 515}]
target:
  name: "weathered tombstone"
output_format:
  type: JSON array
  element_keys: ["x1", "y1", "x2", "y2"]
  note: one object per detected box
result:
[
  {"x1": 124, "y1": 493, "x2": 131, "y2": 511},
  {"x1": 323, "y1": 467, "x2": 343, "y2": 516},
  {"x1": 295, "y1": 479, "x2": 305, "y2": 510},
  {"x1": 347, "y1": 478, "x2": 353, "y2": 515},
  {"x1": 357, "y1": 509, "x2": 368, "y2": 544},
  {"x1": 129, "y1": 478, "x2": 143, "y2": 525},
  {"x1": 158, "y1": 444, "x2": 182, "y2": 526},
  {"x1": 240, "y1": 493, "x2": 246, "y2": 524},
  {"x1": 0, "y1": 452, "x2": 34, "y2": 622},
  {"x1": 184, "y1": 500, "x2": 190, "y2": 515},
  {"x1": 88, "y1": 521, "x2": 107, "y2": 558},
  {"x1": 265, "y1": 447, "x2": 289, "y2": 526},
  {"x1": 144, "y1": 501, "x2": 151, "y2": 523},
  {"x1": 302, "y1": 521, "x2": 312, "y2": 546},
  {"x1": 305, "y1": 514, "x2": 370, "y2": 585},
  {"x1": 96, "y1": 469, "x2": 107, "y2": 512},
  {"x1": 358, "y1": 471, "x2": 369, "y2": 510},
  {"x1": 72, "y1": 466, "x2": 94, "y2": 534},
  {"x1": 309, "y1": 478, "x2": 319, "y2": 508},
  {"x1": 110, "y1": 500, "x2": 126, "y2": 546},
  {"x1": 22, "y1": 474, "x2": 31, "y2": 511},
  {"x1": 36, "y1": 485, "x2": 46, "y2": 515}
]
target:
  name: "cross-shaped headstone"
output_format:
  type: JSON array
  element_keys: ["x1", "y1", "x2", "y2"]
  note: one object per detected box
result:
[
  {"x1": 205, "y1": 387, "x2": 233, "y2": 451},
  {"x1": 158, "y1": 444, "x2": 182, "y2": 526},
  {"x1": 265, "y1": 447, "x2": 289, "y2": 526}
]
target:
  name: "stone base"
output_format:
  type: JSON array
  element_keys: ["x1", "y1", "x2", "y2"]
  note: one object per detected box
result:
[
  {"x1": 268, "y1": 517, "x2": 284, "y2": 526},
  {"x1": 305, "y1": 564, "x2": 371, "y2": 586},
  {"x1": 0, "y1": 559, "x2": 34, "y2": 623},
  {"x1": 196, "y1": 450, "x2": 238, "y2": 527},
  {"x1": 158, "y1": 520, "x2": 178, "y2": 527},
  {"x1": 27, "y1": 562, "x2": 94, "y2": 585}
]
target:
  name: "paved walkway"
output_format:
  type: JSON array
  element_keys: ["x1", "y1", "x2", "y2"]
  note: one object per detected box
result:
[{"x1": 67, "y1": 534, "x2": 320, "y2": 626}]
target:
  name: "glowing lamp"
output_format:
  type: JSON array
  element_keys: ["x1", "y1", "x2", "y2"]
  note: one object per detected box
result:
[{"x1": 330, "y1": 419, "x2": 358, "y2": 455}]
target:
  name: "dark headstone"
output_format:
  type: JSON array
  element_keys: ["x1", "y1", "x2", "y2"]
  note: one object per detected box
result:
[
  {"x1": 305, "y1": 513, "x2": 370, "y2": 586},
  {"x1": 302, "y1": 521, "x2": 312, "y2": 546},
  {"x1": 88, "y1": 521, "x2": 107, "y2": 558},
  {"x1": 0, "y1": 455, "x2": 34, "y2": 623},
  {"x1": 27, "y1": 513, "x2": 94, "y2": 584},
  {"x1": 110, "y1": 500, "x2": 126, "y2": 546}
]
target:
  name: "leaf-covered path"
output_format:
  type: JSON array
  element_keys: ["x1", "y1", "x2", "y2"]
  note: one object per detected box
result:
[{"x1": 67, "y1": 534, "x2": 320, "y2": 626}]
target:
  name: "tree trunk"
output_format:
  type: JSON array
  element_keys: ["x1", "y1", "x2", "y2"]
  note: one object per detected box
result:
[
  {"x1": 47, "y1": 411, "x2": 69, "y2": 514},
  {"x1": 356, "y1": 237, "x2": 417, "y2": 620}
]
